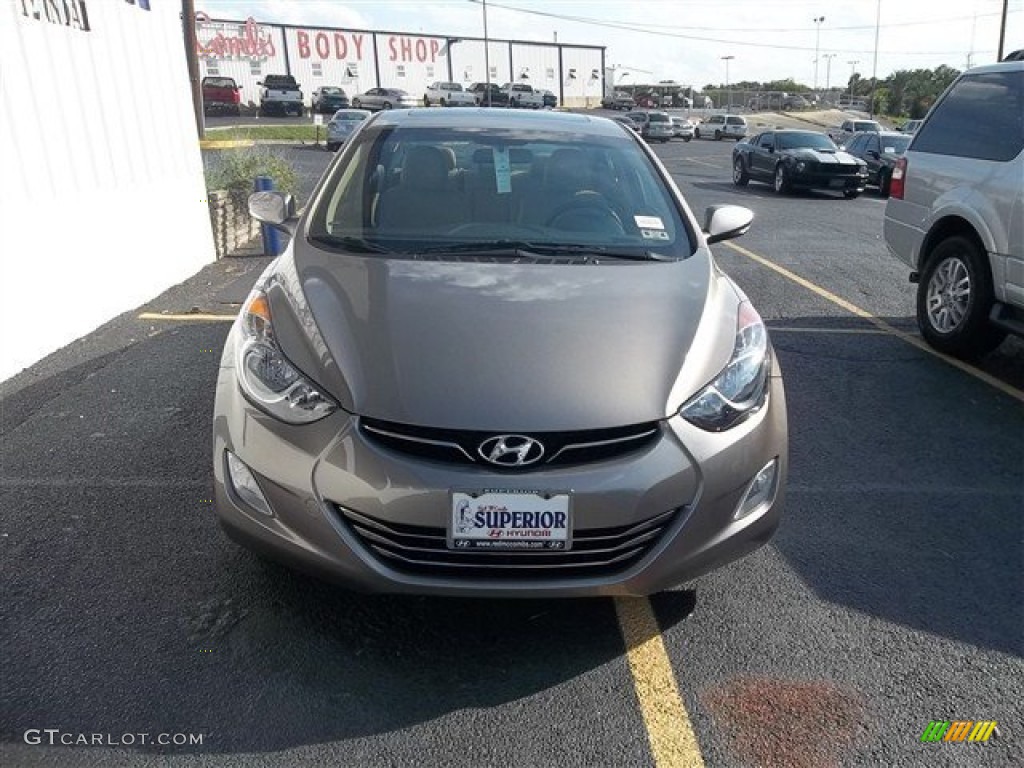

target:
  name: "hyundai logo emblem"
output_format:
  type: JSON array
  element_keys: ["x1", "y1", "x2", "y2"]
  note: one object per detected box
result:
[{"x1": 478, "y1": 435, "x2": 545, "y2": 467}]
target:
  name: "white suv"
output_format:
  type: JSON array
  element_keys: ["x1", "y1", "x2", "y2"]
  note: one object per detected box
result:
[
  {"x1": 695, "y1": 114, "x2": 747, "y2": 141},
  {"x1": 884, "y1": 59, "x2": 1024, "y2": 358}
]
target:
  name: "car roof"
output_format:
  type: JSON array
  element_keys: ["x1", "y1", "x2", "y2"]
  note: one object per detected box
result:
[
  {"x1": 370, "y1": 108, "x2": 628, "y2": 137},
  {"x1": 963, "y1": 59, "x2": 1024, "y2": 74}
]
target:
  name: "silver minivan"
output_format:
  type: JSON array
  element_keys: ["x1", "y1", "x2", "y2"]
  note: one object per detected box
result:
[{"x1": 883, "y1": 59, "x2": 1023, "y2": 358}]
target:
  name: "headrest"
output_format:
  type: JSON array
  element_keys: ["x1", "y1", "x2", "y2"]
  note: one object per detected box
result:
[{"x1": 402, "y1": 146, "x2": 449, "y2": 188}]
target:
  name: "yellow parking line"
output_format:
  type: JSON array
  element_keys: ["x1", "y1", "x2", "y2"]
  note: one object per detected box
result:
[
  {"x1": 769, "y1": 326, "x2": 890, "y2": 335},
  {"x1": 199, "y1": 139, "x2": 255, "y2": 149},
  {"x1": 138, "y1": 312, "x2": 237, "y2": 322},
  {"x1": 724, "y1": 241, "x2": 1024, "y2": 403},
  {"x1": 615, "y1": 597, "x2": 705, "y2": 768}
]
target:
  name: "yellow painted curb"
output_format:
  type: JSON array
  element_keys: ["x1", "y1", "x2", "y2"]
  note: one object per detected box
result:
[{"x1": 199, "y1": 139, "x2": 256, "y2": 149}]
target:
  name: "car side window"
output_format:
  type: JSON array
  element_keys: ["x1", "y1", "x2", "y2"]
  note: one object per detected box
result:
[
  {"x1": 866, "y1": 135, "x2": 879, "y2": 154},
  {"x1": 758, "y1": 133, "x2": 774, "y2": 149},
  {"x1": 912, "y1": 71, "x2": 1024, "y2": 162},
  {"x1": 846, "y1": 135, "x2": 863, "y2": 152}
]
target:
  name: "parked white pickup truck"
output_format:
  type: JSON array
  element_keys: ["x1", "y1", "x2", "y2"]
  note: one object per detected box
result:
[
  {"x1": 502, "y1": 83, "x2": 544, "y2": 109},
  {"x1": 258, "y1": 74, "x2": 303, "y2": 117},
  {"x1": 423, "y1": 81, "x2": 476, "y2": 107}
]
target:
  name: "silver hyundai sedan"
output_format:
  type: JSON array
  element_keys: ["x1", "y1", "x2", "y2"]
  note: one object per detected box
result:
[{"x1": 213, "y1": 108, "x2": 787, "y2": 597}]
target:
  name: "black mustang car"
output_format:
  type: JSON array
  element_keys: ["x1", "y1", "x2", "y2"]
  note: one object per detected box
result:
[
  {"x1": 841, "y1": 130, "x2": 911, "y2": 197},
  {"x1": 732, "y1": 130, "x2": 868, "y2": 198}
]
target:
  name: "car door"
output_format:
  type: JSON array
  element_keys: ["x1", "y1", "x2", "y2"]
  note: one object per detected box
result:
[
  {"x1": 862, "y1": 133, "x2": 882, "y2": 183},
  {"x1": 749, "y1": 132, "x2": 775, "y2": 178}
]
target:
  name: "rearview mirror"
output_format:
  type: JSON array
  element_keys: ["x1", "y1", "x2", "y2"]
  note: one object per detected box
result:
[{"x1": 703, "y1": 205, "x2": 754, "y2": 245}]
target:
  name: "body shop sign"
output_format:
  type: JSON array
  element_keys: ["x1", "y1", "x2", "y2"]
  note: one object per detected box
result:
[{"x1": 296, "y1": 30, "x2": 441, "y2": 63}]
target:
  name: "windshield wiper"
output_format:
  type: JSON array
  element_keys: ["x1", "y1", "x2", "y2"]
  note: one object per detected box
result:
[
  {"x1": 308, "y1": 235, "x2": 393, "y2": 254},
  {"x1": 414, "y1": 241, "x2": 671, "y2": 261}
]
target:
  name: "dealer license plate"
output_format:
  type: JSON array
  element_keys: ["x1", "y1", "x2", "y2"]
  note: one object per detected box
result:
[
  {"x1": 829, "y1": 178, "x2": 846, "y2": 188},
  {"x1": 450, "y1": 490, "x2": 571, "y2": 551}
]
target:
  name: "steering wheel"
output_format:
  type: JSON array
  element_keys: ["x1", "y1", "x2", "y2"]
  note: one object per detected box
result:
[{"x1": 544, "y1": 197, "x2": 625, "y2": 234}]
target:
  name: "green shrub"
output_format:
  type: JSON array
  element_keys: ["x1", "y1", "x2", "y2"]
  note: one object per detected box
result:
[{"x1": 203, "y1": 146, "x2": 299, "y2": 201}]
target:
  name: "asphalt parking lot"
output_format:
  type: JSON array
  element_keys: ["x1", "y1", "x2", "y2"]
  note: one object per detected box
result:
[{"x1": 2, "y1": 125, "x2": 1021, "y2": 767}]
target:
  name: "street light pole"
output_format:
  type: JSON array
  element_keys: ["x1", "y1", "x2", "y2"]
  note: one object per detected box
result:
[
  {"x1": 721, "y1": 55, "x2": 734, "y2": 113},
  {"x1": 812, "y1": 16, "x2": 825, "y2": 93}
]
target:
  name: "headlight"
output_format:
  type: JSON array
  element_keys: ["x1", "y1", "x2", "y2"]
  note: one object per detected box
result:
[
  {"x1": 680, "y1": 302, "x2": 770, "y2": 431},
  {"x1": 234, "y1": 289, "x2": 338, "y2": 424}
]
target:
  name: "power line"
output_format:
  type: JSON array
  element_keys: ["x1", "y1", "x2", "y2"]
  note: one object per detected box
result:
[{"x1": 468, "y1": 0, "x2": 1016, "y2": 56}]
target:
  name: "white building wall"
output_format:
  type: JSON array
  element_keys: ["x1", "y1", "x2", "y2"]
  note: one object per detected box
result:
[
  {"x1": 282, "y1": 26, "x2": 376, "y2": 105},
  {"x1": 560, "y1": 47, "x2": 605, "y2": 107},
  {"x1": 375, "y1": 32, "x2": 451, "y2": 98},
  {"x1": 1, "y1": 1, "x2": 216, "y2": 382},
  {"x1": 510, "y1": 43, "x2": 560, "y2": 99}
]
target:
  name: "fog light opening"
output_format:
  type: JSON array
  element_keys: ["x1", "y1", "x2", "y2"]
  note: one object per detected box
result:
[
  {"x1": 735, "y1": 458, "x2": 779, "y2": 520},
  {"x1": 225, "y1": 451, "x2": 273, "y2": 517}
]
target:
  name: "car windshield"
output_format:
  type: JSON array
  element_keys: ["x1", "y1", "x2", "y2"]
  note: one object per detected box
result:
[
  {"x1": 332, "y1": 110, "x2": 369, "y2": 122},
  {"x1": 309, "y1": 123, "x2": 694, "y2": 258},
  {"x1": 648, "y1": 113, "x2": 669, "y2": 123},
  {"x1": 204, "y1": 78, "x2": 235, "y2": 88},
  {"x1": 442, "y1": 82, "x2": 462, "y2": 90},
  {"x1": 322, "y1": 87, "x2": 344, "y2": 95},
  {"x1": 726, "y1": 117, "x2": 745, "y2": 125},
  {"x1": 776, "y1": 132, "x2": 837, "y2": 150},
  {"x1": 881, "y1": 135, "x2": 911, "y2": 153},
  {"x1": 854, "y1": 121, "x2": 881, "y2": 131}
]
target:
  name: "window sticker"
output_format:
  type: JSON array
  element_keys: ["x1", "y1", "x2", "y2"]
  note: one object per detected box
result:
[
  {"x1": 634, "y1": 215, "x2": 664, "y2": 230},
  {"x1": 493, "y1": 147, "x2": 512, "y2": 194}
]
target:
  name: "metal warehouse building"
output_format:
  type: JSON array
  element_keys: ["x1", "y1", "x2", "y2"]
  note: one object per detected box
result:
[{"x1": 197, "y1": 17, "x2": 606, "y2": 108}]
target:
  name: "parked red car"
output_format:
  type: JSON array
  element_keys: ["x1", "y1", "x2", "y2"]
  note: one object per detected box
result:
[{"x1": 202, "y1": 76, "x2": 241, "y2": 116}]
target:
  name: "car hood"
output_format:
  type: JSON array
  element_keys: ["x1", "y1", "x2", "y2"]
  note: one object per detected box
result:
[
  {"x1": 277, "y1": 248, "x2": 717, "y2": 431},
  {"x1": 783, "y1": 148, "x2": 863, "y2": 164}
]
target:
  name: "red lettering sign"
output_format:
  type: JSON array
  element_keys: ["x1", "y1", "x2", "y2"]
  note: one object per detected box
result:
[
  {"x1": 297, "y1": 29, "x2": 365, "y2": 61},
  {"x1": 197, "y1": 18, "x2": 275, "y2": 59},
  {"x1": 315, "y1": 32, "x2": 330, "y2": 59},
  {"x1": 387, "y1": 35, "x2": 439, "y2": 63}
]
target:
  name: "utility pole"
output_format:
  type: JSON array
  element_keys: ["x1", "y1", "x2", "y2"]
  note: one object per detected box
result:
[
  {"x1": 869, "y1": 0, "x2": 880, "y2": 117},
  {"x1": 721, "y1": 55, "x2": 734, "y2": 114},
  {"x1": 823, "y1": 53, "x2": 836, "y2": 97},
  {"x1": 848, "y1": 60, "x2": 859, "y2": 105},
  {"x1": 482, "y1": 0, "x2": 491, "y2": 106},
  {"x1": 997, "y1": 0, "x2": 1008, "y2": 61},
  {"x1": 181, "y1": 0, "x2": 204, "y2": 138},
  {"x1": 812, "y1": 16, "x2": 825, "y2": 93}
]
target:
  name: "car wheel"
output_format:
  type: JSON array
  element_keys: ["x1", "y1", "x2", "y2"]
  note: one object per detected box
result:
[
  {"x1": 423, "y1": 95, "x2": 430, "y2": 107},
  {"x1": 773, "y1": 164, "x2": 790, "y2": 195},
  {"x1": 231, "y1": 106, "x2": 241, "y2": 117},
  {"x1": 879, "y1": 170, "x2": 892, "y2": 198},
  {"x1": 683, "y1": 136, "x2": 691, "y2": 142},
  {"x1": 440, "y1": 98, "x2": 447, "y2": 107},
  {"x1": 715, "y1": 130, "x2": 722, "y2": 140},
  {"x1": 916, "y1": 235, "x2": 1005, "y2": 358},
  {"x1": 732, "y1": 156, "x2": 750, "y2": 186},
  {"x1": 326, "y1": 142, "x2": 338, "y2": 152},
  {"x1": 695, "y1": 129, "x2": 701, "y2": 139},
  {"x1": 352, "y1": 99, "x2": 360, "y2": 109},
  {"x1": 843, "y1": 189, "x2": 861, "y2": 199},
  {"x1": 383, "y1": 102, "x2": 392, "y2": 110}
]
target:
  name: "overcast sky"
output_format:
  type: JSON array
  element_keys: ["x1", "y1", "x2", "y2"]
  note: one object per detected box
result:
[{"x1": 199, "y1": 0, "x2": 1023, "y2": 89}]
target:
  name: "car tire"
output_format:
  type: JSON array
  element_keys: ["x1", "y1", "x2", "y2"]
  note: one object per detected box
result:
[
  {"x1": 916, "y1": 235, "x2": 1006, "y2": 358},
  {"x1": 695, "y1": 129, "x2": 701, "y2": 139},
  {"x1": 732, "y1": 156, "x2": 750, "y2": 186},
  {"x1": 440, "y1": 98, "x2": 447, "y2": 107},
  {"x1": 383, "y1": 102, "x2": 392, "y2": 110},
  {"x1": 683, "y1": 136, "x2": 691, "y2": 142},
  {"x1": 352, "y1": 99, "x2": 361, "y2": 109},
  {"x1": 326, "y1": 142, "x2": 338, "y2": 152},
  {"x1": 231, "y1": 105, "x2": 241, "y2": 117},
  {"x1": 879, "y1": 170, "x2": 892, "y2": 198},
  {"x1": 773, "y1": 164, "x2": 790, "y2": 195},
  {"x1": 843, "y1": 189, "x2": 861, "y2": 199},
  {"x1": 715, "y1": 130, "x2": 722, "y2": 140}
]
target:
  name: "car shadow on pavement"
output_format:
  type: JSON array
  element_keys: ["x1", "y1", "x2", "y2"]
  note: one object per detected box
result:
[
  {"x1": 0, "y1": 321, "x2": 699, "y2": 759},
  {"x1": 768, "y1": 318, "x2": 1023, "y2": 657}
]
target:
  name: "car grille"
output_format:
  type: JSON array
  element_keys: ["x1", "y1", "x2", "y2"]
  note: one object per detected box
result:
[
  {"x1": 335, "y1": 505, "x2": 681, "y2": 579},
  {"x1": 360, "y1": 417, "x2": 661, "y2": 470}
]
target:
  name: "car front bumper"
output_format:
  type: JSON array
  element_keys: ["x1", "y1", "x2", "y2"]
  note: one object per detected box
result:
[{"x1": 213, "y1": 331, "x2": 787, "y2": 597}]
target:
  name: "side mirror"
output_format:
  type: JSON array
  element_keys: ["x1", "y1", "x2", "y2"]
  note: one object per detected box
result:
[
  {"x1": 868, "y1": 150, "x2": 880, "y2": 159},
  {"x1": 249, "y1": 191, "x2": 298, "y2": 236},
  {"x1": 766, "y1": 145, "x2": 774, "y2": 153},
  {"x1": 703, "y1": 205, "x2": 754, "y2": 245}
]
